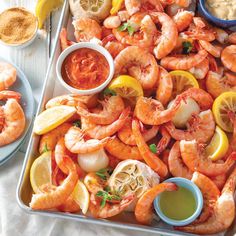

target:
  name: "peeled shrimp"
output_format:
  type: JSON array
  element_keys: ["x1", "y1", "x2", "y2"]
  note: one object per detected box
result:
[
  {"x1": 81, "y1": 107, "x2": 130, "y2": 139},
  {"x1": 168, "y1": 141, "x2": 193, "y2": 179},
  {"x1": 73, "y1": 18, "x2": 102, "y2": 42},
  {"x1": 228, "y1": 32, "x2": 236, "y2": 44},
  {"x1": 199, "y1": 40, "x2": 222, "y2": 58},
  {"x1": 175, "y1": 167, "x2": 236, "y2": 234},
  {"x1": 214, "y1": 27, "x2": 229, "y2": 44},
  {"x1": 0, "y1": 62, "x2": 17, "y2": 91},
  {"x1": 89, "y1": 193, "x2": 134, "y2": 218},
  {"x1": 151, "y1": 12, "x2": 178, "y2": 59},
  {"x1": 117, "y1": 117, "x2": 159, "y2": 146},
  {"x1": 160, "y1": 49, "x2": 208, "y2": 70},
  {"x1": 135, "y1": 183, "x2": 178, "y2": 225},
  {"x1": 103, "y1": 16, "x2": 121, "y2": 29},
  {"x1": 77, "y1": 95, "x2": 124, "y2": 125},
  {"x1": 30, "y1": 156, "x2": 78, "y2": 210},
  {"x1": 125, "y1": 0, "x2": 141, "y2": 15},
  {"x1": 173, "y1": 10, "x2": 194, "y2": 32},
  {"x1": 64, "y1": 126, "x2": 110, "y2": 154},
  {"x1": 132, "y1": 119, "x2": 168, "y2": 177},
  {"x1": 0, "y1": 91, "x2": 25, "y2": 147},
  {"x1": 84, "y1": 172, "x2": 106, "y2": 194},
  {"x1": 165, "y1": 110, "x2": 215, "y2": 143},
  {"x1": 179, "y1": 140, "x2": 236, "y2": 177},
  {"x1": 39, "y1": 123, "x2": 72, "y2": 154},
  {"x1": 221, "y1": 45, "x2": 236, "y2": 73},
  {"x1": 191, "y1": 172, "x2": 220, "y2": 224},
  {"x1": 189, "y1": 57, "x2": 209, "y2": 80},
  {"x1": 156, "y1": 127, "x2": 171, "y2": 155},
  {"x1": 105, "y1": 137, "x2": 143, "y2": 160},
  {"x1": 156, "y1": 66, "x2": 173, "y2": 106},
  {"x1": 114, "y1": 46, "x2": 159, "y2": 89},
  {"x1": 134, "y1": 94, "x2": 184, "y2": 125},
  {"x1": 206, "y1": 70, "x2": 236, "y2": 98}
]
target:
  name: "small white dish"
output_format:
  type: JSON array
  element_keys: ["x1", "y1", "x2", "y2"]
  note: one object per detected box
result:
[{"x1": 56, "y1": 42, "x2": 114, "y2": 95}]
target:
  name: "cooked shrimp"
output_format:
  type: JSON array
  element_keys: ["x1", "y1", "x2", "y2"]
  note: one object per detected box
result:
[
  {"x1": 214, "y1": 27, "x2": 229, "y2": 44},
  {"x1": 77, "y1": 95, "x2": 124, "y2": 125},
  {"x1": 0, "y1": 62, "x2": 17, "y2": 91},
  {"x1": 151, "y1": 12, "x2": 178, "y2": 59},
  {"x1": 60, "y1": 28, "x2": 75, "y2": 51},
  {"x1": 165, "y1": 110, "x2": 215, "y2": 143},
  {"x1": 132, "y1": 119, "x2": 168, "y2": 177},
  {"x1": 39, "y1": 123, "x2": 72, "y2": 154},
  {"x1": 228, "y1": 32, "x2": 236, "y2": 44},
  {"x1": 193, "y1": 16, "x2": 206, "y2": 28},
  {"x1": 30, "y1": 156, "x2": 78, "y2": 210},
  {"x1": 89, "y1": 193, "x2": 134, "y2": 218},
  {"x1": 134, "y1": 94, "x2": 184, "y2": 125},
  {"x1": 113, "y1": 15, "x2": 158, "y2": 48},
  {"x1": 117, "y1": 10, "x2": 130, "y2": 22},
  {"x1": 156, "y1": 66, "x2": 173, "y2": 106},
  {"x1": 199, "y1": 40, "x2": 222, "y2": 58},
  {"x1": 210, "y1": 174, "x2": 227, "y2": 191},
  {"x1": 45, "y1": 94, "x2": 98, "y2": 109},
  {"x1": 105, "y1": 137, "x2": 143, "y2": 160},
  {"x1": 104, "y1": 41, "x2": 125, "y2": 58},
  {"x1": 117, "y1": 117, "x2": 159, "y2": 146},
  {"x1": 64, "y1": 126, "x2": 110, "y2": 154},
  {"x1": 173, "y1": 10, "x2": 194, "y2": 32},
  {"x1": 114, "y1": 46, "x2": 159, "y2": 89},
  {"x1": 81, "y1": 107, "x2": 130, "y2": 139},
  {"x1": 73, "y1": 18, "x2": 102, "y2": 42},
  {"x1": 221, "y1": 45, "x2": 236, "y2": 73},
  {"x1": 179, "y1": 140, "x2": 236, "y2": 177},
  {"x1": 84, "y1": 172, "x2": 107, "y2": 194},
  {"x1": 103, "y1": 16, "x2": 121, "y2": 29},
  {"x1": 125, "y1": 0, "x2": 141, "y2": 15},
  {"x1": 0, "y1": 91, "x2": 25, "y2": 147},
  {"x1": 175, "y1": 0, "x2": 190, "y2": 7},
  {"x1": 191, "y1": 172, "x2": 220, "y2": 224},
  {"x1": 156, "y1": 127, "x2": 171, "y2": 155},
  {"x1": 135, "y1": 183, "x2": 178, "y2": 225},
  {"x1": 160, "y1": 49, "x2": 208, "y2": 70},
  {"x1": 188, "y1": 57, "x2": 209, "y2": 80},
  {"x1": 58, "y1": 195, "x2": 80, "y2": 213},
  {"x1": 206, "y1": 70, "x2": 236, "y2": 98},
  {"x1": 175, "y1": 167, "x2": 236, "y2": 234},
  {"x1": 168, "y1": 141, "x2": 193, "y2": 179}
]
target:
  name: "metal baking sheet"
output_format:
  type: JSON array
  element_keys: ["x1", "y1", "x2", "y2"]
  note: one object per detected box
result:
[{"x1": 16, "y1": 1, "x2": 236, "y2": 235}]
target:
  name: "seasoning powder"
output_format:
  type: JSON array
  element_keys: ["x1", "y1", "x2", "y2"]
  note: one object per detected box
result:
[{"x1": 0, "y1": 7, "x2": 37, "y2": 45}]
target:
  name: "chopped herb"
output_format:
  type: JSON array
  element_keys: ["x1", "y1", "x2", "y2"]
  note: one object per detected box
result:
[
  {"x1": 118, "y1": 22, "x2": 135, "y2": 36},
  {"x1": 95, "y1": 168, "x2": 112, "y2": 180},
  {"x1": 104, "y1": 186, "x2": 111, "y2": 192},
  {"x1": 182, "y1": 41, "x2": 193, "y2": 54},
  {"x1": 42, "y1": 144, "x2": 49, "y2": 153},
  {"x1": 103, "y1": 88, "x2": 116, "y2": 96},
  {"x1": 149, "y1": 143, "x2": 157, "y2": 153},
  {"x1": 73, "y1": 120, "x2": 81, "y2": 128},
  {"x1": 96, "y1": 190, "x2": 121, "y2": 208}
]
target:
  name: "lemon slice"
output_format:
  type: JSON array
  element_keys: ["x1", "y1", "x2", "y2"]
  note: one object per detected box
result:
[
  {"x1": 72, "y1": 180, "x2": 90, "y2": 214},
  {"x1": 34, "y1": 105, "x2": 76, "y2": 135},
  {"x1": 108, "y1": 75, "x2": 143, "y2": 102},
  {"x1": 213, "y1": 92, "x2": 236, "y2": 132},
  {"x1": 30, "y1": 151, "x2": 52, "y2": 194},
  {"x1": 35, "y1": 0, "x2": 63, "y2": 29},
  {"x1": 169, "y1": 70, "x2": 199, "y2": 98},
  {"x1": 205, "y1": 126, "x2": 229, "y2": 161},
  {"x1": 110, "y1": 0, "x2": 124, "y2": 15}
]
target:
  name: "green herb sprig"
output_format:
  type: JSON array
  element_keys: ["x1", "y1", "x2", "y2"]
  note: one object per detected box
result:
[{"x1": 96, "y1": 190, "x2": 121, "y2": 208}]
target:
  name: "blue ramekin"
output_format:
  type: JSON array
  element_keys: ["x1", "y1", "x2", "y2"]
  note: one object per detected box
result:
[
  {"x1": 198, "y1": 0, "x2": 236, "y2": 29},
  {"x1": 154, "y1": 177, "x2": 203, "y2": 226}
]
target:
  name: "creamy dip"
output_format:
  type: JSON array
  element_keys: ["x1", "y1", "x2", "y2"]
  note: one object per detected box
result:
[{"x1": 206, "y1": 0, "x2": 236, "y2": 20}]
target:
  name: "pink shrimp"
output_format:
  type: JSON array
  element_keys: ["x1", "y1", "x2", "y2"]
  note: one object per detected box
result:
[
  {"x1": 228, "y1": 32, "x2": 236, "y2": 44},
  {"x1": 59, "y1": 28, "x2": 75, "y2": 51},
  {"x1": 125, "y1": 0, "x2": 141, "y2": 15},
  {"x1": 0, "y1": 62, "x2": 17, "y2": 91},
  {"x1": 156, "y1": 127, "x2": 171, "y2": 155},
  {"x1": 199, "y1": 40, "x2": 222, "y2": 58},
  {"x1": 188, "y1": 57, "x2": 209, "y2": 80},
  {"x1": 221, "y1": 45, "x2": 236, "y2": 73},
  {"x1": 173, "y1": 10, "x2": 194, "y2": 32}
]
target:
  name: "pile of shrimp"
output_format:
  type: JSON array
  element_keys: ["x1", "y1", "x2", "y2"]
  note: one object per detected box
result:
[
  {"x1": 0, "y1": 62, "x2": 26, "y2": 146},
  {"x1": 30, "y1": 0, "x2": 236, "y2": 234}
]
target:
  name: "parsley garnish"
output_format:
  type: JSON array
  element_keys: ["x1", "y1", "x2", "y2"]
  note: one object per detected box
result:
[
  {"x1": 42, "y1": 144, "x2": 49, "y2": 153},
  {"x1": 103, "y1": 88, "x2": 116, "y2": 96},
  {"x1": 73, "y1": 120, "x2": 81, "y2": 128},
  {"x1": 95, "y1": 168, "x2": 113, "y2": 180},
  {"x1": 182, "y1": 41, "x2": 193, "y2": 54},
  {"x1": 149, "y1": 143, "x2": 157, "y2": 153},
  {"x1": 96, "y1": 190, "x2": 121, "y2": 208},
  {"x1": 118, "y1": 22, "x2": 135, "y2": 36}
]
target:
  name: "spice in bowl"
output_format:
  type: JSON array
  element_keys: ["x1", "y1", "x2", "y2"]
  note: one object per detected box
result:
[{"x1": 0, "y1": 7, "x2": 38, "y2": 46}]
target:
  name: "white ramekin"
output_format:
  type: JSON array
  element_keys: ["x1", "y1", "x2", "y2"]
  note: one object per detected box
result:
[{"x1": 56, "y1": 42, "x2": 114, "y2": 95}]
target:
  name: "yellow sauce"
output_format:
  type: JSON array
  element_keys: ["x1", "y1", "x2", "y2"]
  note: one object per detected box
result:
[
  {"x1": 206, "y1": 0, "x2": 236, "y2": 20},
  {"x1": 159, "y1": 186, "x2": 196, "y2": 220}
]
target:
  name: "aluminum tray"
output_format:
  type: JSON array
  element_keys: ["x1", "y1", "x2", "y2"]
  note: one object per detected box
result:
[{"x1": 16, "y1": 1, "x2": 236, "y2": 235}]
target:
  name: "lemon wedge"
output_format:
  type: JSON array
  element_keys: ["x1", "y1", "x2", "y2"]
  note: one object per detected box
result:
[
  {"x1": 35, "y1": 0, "x2": 63, "y2": 29},
  {"x1": 30, "y1": 151, "x2": 52, "y2": 194},
  {"x1": 205, "y1": 126, "x2": 229, "y2": 161},
  {"x1": 110, "y1": 0, "x2": 124, "y2": 15},
  {"x1": 72, "y1": 180, "x2": 90, "y2": 214},
  {"x1": 213, "y1": 92, "x2": 236, "y2": 132},
  {"x1": 169, "y1": 70, "x2": 199, "y2": 98},
  {"x1": 108, "y1": 75, "x2": 143, "y2": 102},
  {"x1": 34, "y1": 105, "x2": 76, "y2": 135}
]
